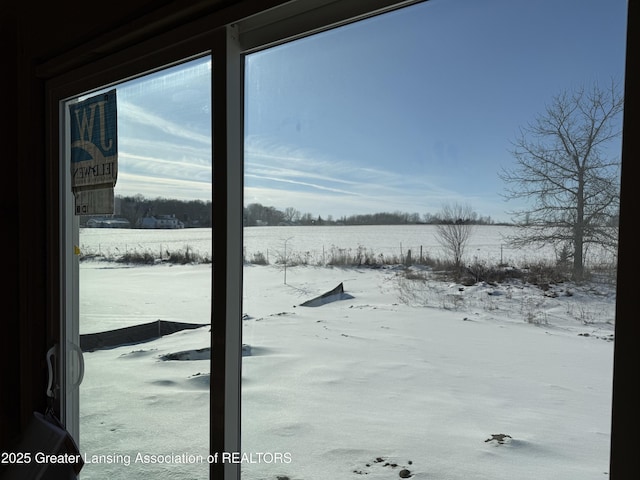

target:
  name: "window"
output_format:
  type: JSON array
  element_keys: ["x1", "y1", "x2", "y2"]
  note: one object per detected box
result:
[
  {"x1": 47, "y1": 1, "x2": 630, "y2": 479},
  {"x1": 64, "y1": 57, "x2": 212, "y2": 479},
  {"x1": 241, "y1": 1, "x2": 626, "y2": 478}
]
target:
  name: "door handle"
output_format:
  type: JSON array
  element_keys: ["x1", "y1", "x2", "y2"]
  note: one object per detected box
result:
[
  {"x1": 47, "y1": 342, "x2": 85, "y2": 398},
  {"x1": 46, "y1": 345, "x2": 56, "y2": 398},
  {"x1": 68, "y1": 341, "x2": 85, "y2": 388}
]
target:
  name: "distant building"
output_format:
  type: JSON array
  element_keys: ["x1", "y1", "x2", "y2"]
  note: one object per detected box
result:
[
  {"x1": 85, "y1": 217, "x2": 131, "y2": 228},
  {"x1": 138, "y1": 214, "x2": 185, "y2": 229}
]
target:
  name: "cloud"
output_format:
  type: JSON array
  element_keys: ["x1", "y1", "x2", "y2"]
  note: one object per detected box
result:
[
  {"x1": 121, "y1": 151, "x2": 210, "y2": 176},
  {"x1": 119, "y1": 101, "x2": 211, "y2": 145},
  {"x1": 244, "y1": 136, "x2": 466, "y2": 215},
  {"x1": 245, "y1": 174, "x2": 362, "y2": 196},
  {"x1": 112, "y1": 98, "x2": 212, "y2": 199},
  {"x1": 115, "y1": 172, "x2": 211, "y2": 201}
]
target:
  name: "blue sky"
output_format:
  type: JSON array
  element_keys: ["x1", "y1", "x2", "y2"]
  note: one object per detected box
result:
[
  {"x1": 114, "y1": 59, "x2": 212, "y2": 201},
  {"x1": 112, "y1": 0, "x2": 627, "y2": 222}
]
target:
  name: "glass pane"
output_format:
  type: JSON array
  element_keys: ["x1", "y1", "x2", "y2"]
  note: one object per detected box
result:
[
  {"x1": 71, "y1": 56, "x2": 212, "y2": 479},
  {"x1": 242, "y1": 1, "x2": 625, "y2": 479}
]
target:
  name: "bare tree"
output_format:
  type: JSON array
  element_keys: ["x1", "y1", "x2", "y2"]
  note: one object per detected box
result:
[
  {"x1": 283, "y1": 207, "x2": 301, "y2": 224},
  {"x1": 500, "y1": 81, "x2": 623, "y2": 280},
  {"x1": 435, "y1": 202, "x2": 476, "y2": 271}
]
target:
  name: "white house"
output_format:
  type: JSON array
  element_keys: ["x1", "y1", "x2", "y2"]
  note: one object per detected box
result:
[
  {"x1": 138, "y1": 214, "x2": 184, "y2": 229},
  {"x1": 86, "y1": 217, "x2": 131, "y2": 228}
]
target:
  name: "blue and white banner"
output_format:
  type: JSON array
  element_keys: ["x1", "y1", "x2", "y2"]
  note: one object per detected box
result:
[{"x1": 69, "y1": 89, "x2": 118, "y2": 214}]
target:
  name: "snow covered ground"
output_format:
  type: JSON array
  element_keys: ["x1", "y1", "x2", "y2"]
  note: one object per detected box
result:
[
  {"x1": 79, "y1": 225, "x2": 616, "y2": 267},
  {"x1": 78, "y1": 260, "x2": 615, "y2": 479}
]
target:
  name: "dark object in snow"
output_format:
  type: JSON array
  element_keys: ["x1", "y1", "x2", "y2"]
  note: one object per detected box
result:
[
  {"x1": 160, "y1": 347, "x2": 210, "y2": 361},
  {"x1": 399, "y1": 469, "x2": 412, "y2": 478},
  {"x1": 300, "y1": 282, "x2": 354, "y2": 307},
  {"x1": 80, "y1": 320, "x2": 209, "y2": 352},
  {"x1": 485, "y1": 433, "x2": 512, "y2": 444}
]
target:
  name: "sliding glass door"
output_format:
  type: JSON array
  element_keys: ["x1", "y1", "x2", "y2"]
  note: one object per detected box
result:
[
  {"x1": 241, "y1": 1, "x2": 626, "y2": 479},
  {"x1": 61, "y1": 56, "x2": 212, "y2": 479}
]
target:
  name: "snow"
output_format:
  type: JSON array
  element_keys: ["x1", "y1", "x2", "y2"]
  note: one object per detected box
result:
[
  {"x1": 80, "y1": 224, "x2": 614, "y2": 268},
  {"x1": 77, "y1": 256, "x2": 615, "y2": 479}
]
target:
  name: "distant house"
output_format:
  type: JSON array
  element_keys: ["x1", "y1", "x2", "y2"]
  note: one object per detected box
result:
[
  {"x1": 138, "y1": 214, "x2": 185, "y2": 229},
  {"x1": 85, "y1": 217, "x2": 131, "y2": 228}
]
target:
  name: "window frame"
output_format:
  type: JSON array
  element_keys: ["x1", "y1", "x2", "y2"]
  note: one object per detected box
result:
[
  {"x1": 44, "y1": 1, "x2": 634, "y2": 479},
  {"x1": 46, "y1": 24, "x2": 221, "y2": 475}
]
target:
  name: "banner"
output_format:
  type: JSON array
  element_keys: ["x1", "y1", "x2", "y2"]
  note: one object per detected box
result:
[{"x1": 69, "y1": 89, "x2": 118, "y2": 215}]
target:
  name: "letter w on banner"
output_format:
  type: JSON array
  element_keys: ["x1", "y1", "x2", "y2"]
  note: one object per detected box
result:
[{"x1": 69, "y1": 89, "x2": 118, "y2": 215}]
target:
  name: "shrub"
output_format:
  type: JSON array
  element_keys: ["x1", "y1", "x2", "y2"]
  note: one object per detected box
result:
[
  {"x1": 520, "y1": 261, "x2": 569, "y2": 285},
  {"x1": 325, "y1": 245, "x2": 380, "y2": 267},
  {"x1": 249, "y1": 251, "x2": 269, "y2": 265},
  {"x1": 165, "y1": 246, "x2": 211, "y2": 264},
  {"x1": 116, "y1": 251, "x2": 156, "y2": 265},
  {"x1": 80, "y1": 245, "x2": 211, "y2": 265},
  {"x1": 395, "y1": 271, "x2": 433, "y2": 306},
  {"x1": 521, "y1": 296, "x2": 548, "y2": 325}
]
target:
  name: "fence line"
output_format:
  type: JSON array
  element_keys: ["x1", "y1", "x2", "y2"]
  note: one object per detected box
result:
[{"x1": 80, "y1": 226, "x2": 617, "y2": 268}]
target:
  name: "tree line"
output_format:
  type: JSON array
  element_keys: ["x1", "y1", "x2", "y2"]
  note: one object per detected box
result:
[
  {"x1": 243, "y1": 203, "x2": 499, "y2": 227},
  {"x1": 83, "y1": 194, "x2": 496, "y2": 229},
  {"x1": 80, "y1": 194, "x2": 213, "y2": 228}
]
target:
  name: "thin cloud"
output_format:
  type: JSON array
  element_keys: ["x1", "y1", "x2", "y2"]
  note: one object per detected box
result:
[
  {"x1": 244, "y1": 174, "x2": 362, "y2": 196},
  {"x1": 247, "y1": 162, "x2": 360, "y2": 186},
  {"x1": 116, "y1": 172, "x2": 211, "y2": 200},
  {"x1": 123, "y1": 137, "x2": 211, "y2": 162},
  {"x1": 121, "y1": 152, "x2": 211, "y2": 172},
  {"x1": 119, "y1": 101, "x2": 210, "y2": 145},
  {"x1": 244, "y1": 137, "x2": 464, "y2": 214}
]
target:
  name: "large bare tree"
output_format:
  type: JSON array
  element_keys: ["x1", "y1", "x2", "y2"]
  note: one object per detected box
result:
[
  {"x1": 500, "y1": 82, "x2": 623, "y2": 280},
  {"x1": 435, "y1": 202, "x2": 476, "y2": 271}
]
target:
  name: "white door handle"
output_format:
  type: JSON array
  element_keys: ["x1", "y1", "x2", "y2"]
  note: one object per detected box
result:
[
  {"x1": 68, "y1": 341, "x2": 85, "y2": 388},
  {"x1": 46, "y1": 345, "x2": 56, "y2": 398}
]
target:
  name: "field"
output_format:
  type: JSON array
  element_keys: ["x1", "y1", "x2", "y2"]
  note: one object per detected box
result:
[
  {"x1": 80, "y1": 224, "x2": 615, "y2": 268},
  {"x1": 76, "y1": 226, "x2": 617, "y2": 479}
]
